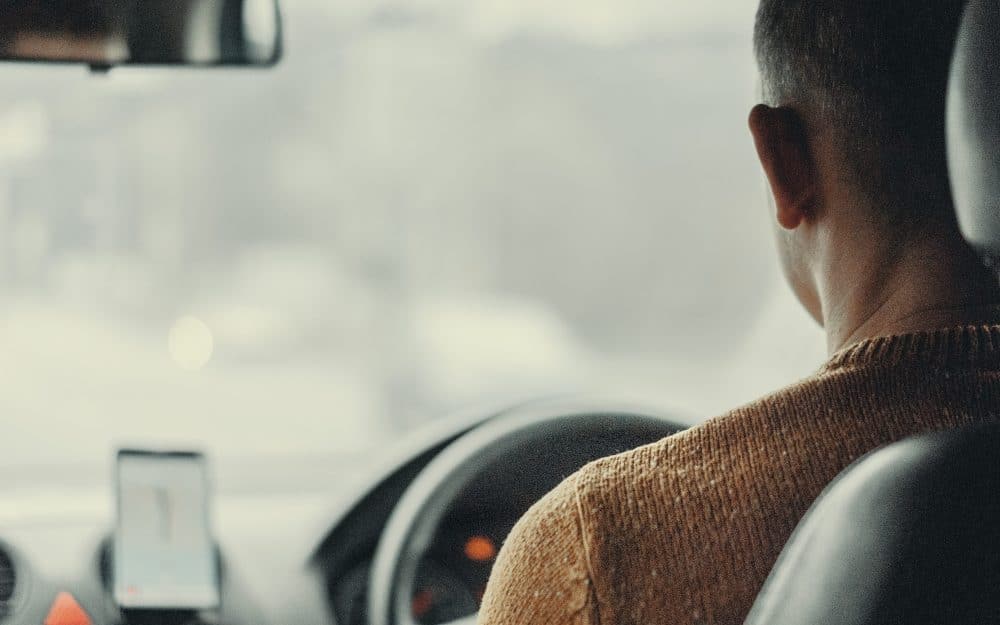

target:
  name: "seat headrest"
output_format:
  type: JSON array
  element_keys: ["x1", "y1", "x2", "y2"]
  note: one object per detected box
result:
[
  {"x1": 947, "y1": 0, "x2": 1000, "y2": 258},
  {"x1": 743, "y1": 425, "x2": 1000, "y2": 625}
]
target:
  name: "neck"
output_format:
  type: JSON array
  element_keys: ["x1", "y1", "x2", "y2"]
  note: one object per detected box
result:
[{"x1": 818, "y1": 222, "x2": 1000, "y2": 355}]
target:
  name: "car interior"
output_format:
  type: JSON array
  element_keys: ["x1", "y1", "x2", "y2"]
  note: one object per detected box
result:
[{"x1": 0, "y1": 1, "x2": 997, "y2": 625}]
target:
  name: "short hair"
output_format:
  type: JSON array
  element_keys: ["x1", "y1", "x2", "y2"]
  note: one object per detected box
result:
[{"x1": 754, "y1": 0, "x2": 968, "y2": 218}]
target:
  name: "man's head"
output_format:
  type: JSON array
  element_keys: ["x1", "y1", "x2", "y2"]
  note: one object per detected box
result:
[{"x1": 749, "y1": 0, "x2": 969, "y2": 323}]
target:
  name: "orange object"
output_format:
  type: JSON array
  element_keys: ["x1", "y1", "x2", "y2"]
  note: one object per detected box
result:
[
  {"x1": 411, "y1": 588, "x2": 434, "y2": 618},
  {"x1": 44, "y1": 592, "x2": 92, "y2": 625},
  {"x1": 464, "y1": 535, "x2": 497, "y2": 562}
]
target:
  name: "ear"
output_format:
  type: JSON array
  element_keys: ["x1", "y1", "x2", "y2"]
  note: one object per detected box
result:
[{"x1": 748, "y1": 104, "x2": 818, "y2": 230}]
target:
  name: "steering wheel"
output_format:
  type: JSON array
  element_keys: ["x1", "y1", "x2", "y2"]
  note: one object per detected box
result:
[{"x1": 367, "y1": 397, "x2": 687, "y2": 625}]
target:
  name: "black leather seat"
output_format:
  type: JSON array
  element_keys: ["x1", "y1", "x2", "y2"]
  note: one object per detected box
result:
[
  {"x1": 744, "y1": 426, "x2": 1000, "y2": 624},
  {"x1": 744, "y1": 1, "x2": 1000, "y2": 623},
  {"x1": 947, "y1": 0, "x2": 1000, "y2": 258}
]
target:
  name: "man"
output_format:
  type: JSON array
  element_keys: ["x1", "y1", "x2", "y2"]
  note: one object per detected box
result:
[{"x1": 478, "y1": 1, "x2": 1000, "y2": 624}]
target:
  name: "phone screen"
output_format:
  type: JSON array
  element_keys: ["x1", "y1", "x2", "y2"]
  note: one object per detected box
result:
[{"x1": 113, "y1": 450, "x2": 220, "y2": 609}]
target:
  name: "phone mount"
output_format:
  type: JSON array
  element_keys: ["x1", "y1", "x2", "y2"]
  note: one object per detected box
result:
[
  {"x1": 120, "y1": 609, "x2": 217, "y2": 625},
  {"x1": 98, "y1": 538, "x2": 225, "y2": 625}
]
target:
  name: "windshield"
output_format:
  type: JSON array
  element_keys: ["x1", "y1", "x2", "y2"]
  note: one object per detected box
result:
[{"x1": 0, "y1": 0, "x2": 824, "y2": 469}]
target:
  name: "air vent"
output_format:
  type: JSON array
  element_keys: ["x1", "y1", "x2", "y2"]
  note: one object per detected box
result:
[{"x1": 0, "y1": 548, "x2": 14, "y2": 613}]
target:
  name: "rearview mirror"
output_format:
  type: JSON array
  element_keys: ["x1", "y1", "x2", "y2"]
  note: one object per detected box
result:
[{"x1": 0, "y1": 0, "x2": 282, "y2": 69}]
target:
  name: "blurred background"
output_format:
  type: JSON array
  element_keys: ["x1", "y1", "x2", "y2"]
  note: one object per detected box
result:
[{"x1": 0, "y1": 0, "x2": 824, "y2": 469}]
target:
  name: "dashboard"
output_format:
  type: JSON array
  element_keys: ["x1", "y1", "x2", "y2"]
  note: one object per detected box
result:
[
  {"x1": 0, "y1": 398, "x2": 689, "y2": 625},
  {"x1": 329, "y1": 516, "x2": 514, "y2": 625}
]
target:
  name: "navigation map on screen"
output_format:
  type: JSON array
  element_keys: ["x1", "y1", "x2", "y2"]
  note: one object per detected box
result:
[{"x1": 113, "y1": 451, "x2": 219, "y2": 609}]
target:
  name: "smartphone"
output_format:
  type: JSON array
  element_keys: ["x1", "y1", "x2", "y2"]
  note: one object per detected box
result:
[{"x1": 113, "y1": 450, "x2": 220, "y2": 610}]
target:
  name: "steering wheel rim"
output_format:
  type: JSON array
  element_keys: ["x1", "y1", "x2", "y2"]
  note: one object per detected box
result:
[{"x1": 367, "y1": 396, "x2": 688, "y2": 625}]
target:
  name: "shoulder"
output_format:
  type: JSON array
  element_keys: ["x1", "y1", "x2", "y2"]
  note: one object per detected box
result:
[
  {"x1": 570, "y1": 369, "x2": 869, "y2": 546},
  {"x1": 570, "y1": 372, "x2": 851, "y2": 553},
  {"x1": 479, "y1": 373, "x2": 844, "y2": 625},
  {"x1": 574, "y1": 372, "x2": 836, "y2": 498},
  {"x1": 560, "y1": 377, "x2": 842, "y2": 618},
  {"x1": 479, "y1": 473, "x2": 598, "y2": 625}
]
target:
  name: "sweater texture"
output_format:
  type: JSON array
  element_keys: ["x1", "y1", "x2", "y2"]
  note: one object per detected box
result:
[{"x1": 478, "y1": 326, "x2": 1000, "y2": 625}]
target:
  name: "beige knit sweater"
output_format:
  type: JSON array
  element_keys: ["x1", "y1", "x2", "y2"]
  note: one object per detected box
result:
[{"x1": 478, "y1": 326, "x2": 1000, "y2": 625}]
